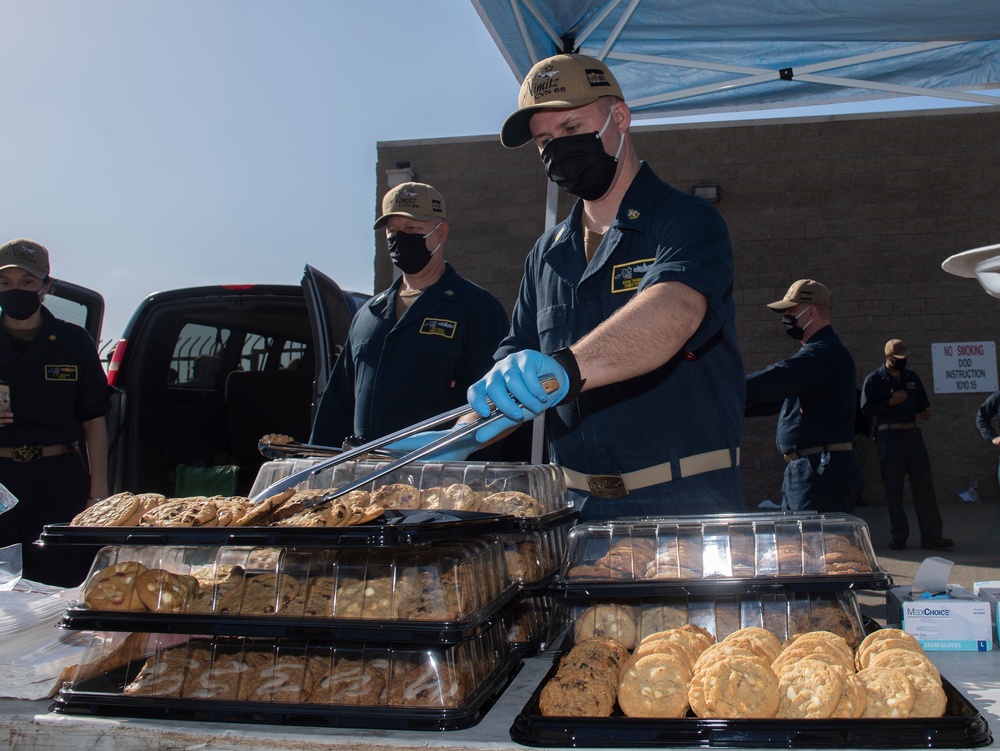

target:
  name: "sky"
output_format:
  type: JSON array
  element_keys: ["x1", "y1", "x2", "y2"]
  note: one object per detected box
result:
[
  {"x1": 2, "y1": 1, "x2": 996, "y2": 352},
  {"x1": 0, "y1": 1, "x2": 521, "y2": 350}
]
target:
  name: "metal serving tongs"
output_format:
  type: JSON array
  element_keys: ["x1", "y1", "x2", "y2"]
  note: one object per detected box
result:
[
  {"x1": 248, "y1": 375, "x2": 560, "y2": 507},
  {"x1": 256, "y1": 434, "x2": 396, "y2": 461}
]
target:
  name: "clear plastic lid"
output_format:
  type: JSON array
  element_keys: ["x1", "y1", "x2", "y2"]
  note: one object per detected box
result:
[
  {"x1": 551, "y1": 590, "x2": 866, "y2": 651},
  {"x1": 501, "y1": 520, "x2": 571, "y2": 587},
  {"x1": 73, "y1": 537, "x2": 513, "y2": 626},
  {"x1": 251, "y1": 458, "x2": 569, "y2": 518},
  {"x1": 556, "y1": 512, "x2": 888, "y2": 593},
  {"x1": 66, "y1": 625, "x2": 515, "y2": 711},
  {"x1": 506, "y1": 595, "x2": 553, "y2": 651}
]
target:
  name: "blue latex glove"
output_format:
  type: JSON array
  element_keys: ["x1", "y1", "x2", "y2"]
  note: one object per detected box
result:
[
  {"x1": 467, "y1": 350, "x2": 570, "y2": 444},
  {"x1": 385, "y1": 427, "x2": 478, "y2": 462}
]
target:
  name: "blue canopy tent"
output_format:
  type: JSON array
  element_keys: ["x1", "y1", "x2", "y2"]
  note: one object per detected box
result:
[{"x1": 470, "y1": 0, "x2": 1000, "y2": 119}]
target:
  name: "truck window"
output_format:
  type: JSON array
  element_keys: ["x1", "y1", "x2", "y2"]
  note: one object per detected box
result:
[{"x1": 173, "y1": 323, "x2": 229, "y2": 388}]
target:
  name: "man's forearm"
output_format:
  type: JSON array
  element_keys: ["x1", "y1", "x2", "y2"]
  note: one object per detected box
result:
[{"x1": 571, "y1": 281, "x2": 707, "y2": 390}]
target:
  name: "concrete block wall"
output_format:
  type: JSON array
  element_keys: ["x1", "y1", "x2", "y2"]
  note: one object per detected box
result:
[{"x1": 376, "y1": 108, "x2": 1000, "y2": 509}]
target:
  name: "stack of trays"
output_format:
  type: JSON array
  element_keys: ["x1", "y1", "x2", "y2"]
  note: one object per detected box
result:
[
  {"x1": 50, "y1": 458, "x2": 577, "y2": 730},
  {"x1": 512, "y1": 512, "x2": 992, "y2": 748}
]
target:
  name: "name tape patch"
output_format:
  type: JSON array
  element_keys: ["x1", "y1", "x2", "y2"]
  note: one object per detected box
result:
[
  {"x1": 611, "y1": 258, "x2": 655, "y2": 294},
  {"x1": 45, "y1": 365, "x2": 78, "y2": 381},
  {"x1": 419, "y1": 318, "x2": 457, "y2": 339}
]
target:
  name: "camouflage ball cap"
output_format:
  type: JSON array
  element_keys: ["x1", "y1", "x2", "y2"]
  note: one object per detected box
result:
[
  {"x1": 373, "y1": 182, "x2": 447, "y2": 230},
  {"x1": 767, "y1": 279, "x2": 833, "y2": 311},
  {"x1": 0, "y1": 238, "x2": 50, "y2": 279},
  {"x1": 500, "y1": 53, "x2": 625, "y2": 148}
]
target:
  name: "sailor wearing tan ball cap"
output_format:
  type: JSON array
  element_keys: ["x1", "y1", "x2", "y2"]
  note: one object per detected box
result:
[
  {"x1": 443, "y1": 53, "x2": 745, "y2": 520},
  {"x1": 309, "y1": 183, "x2": 509, "y2": 458},
  {"x1": 861, "y1": 338, "x2": 952, "y2": 551},
  {"x1": 746, "y1": 280, "x2": 863, "y2": 513}
]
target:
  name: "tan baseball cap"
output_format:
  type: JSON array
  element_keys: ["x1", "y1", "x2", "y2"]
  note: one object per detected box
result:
[
  {"x1": 885, "y1": 339, "x2": 908, "y2": 357},
  {"x1": 0, "y1": 238, "x2": 50, "y2": 279},
  {"x1": 767, "y1": 279, "x2": 833, "y2": 311},
  {"x1": 373, "y1": 182, "x2": 447, "y2": 230},
  {"x1": 500, "y1": 53, "x2": 625, "y2": 148}
]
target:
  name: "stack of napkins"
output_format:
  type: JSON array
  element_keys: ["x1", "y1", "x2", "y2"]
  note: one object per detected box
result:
[{"x1": 0, "y1": 585, "x2": 90, "y2": 700}]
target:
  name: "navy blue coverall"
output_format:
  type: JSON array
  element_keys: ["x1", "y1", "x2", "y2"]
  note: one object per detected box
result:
[
  {"x1": 745, "y1": 325, "x2": 862, "y2": 512},
  {"x1": 861, "y1": 364, "x2": 944, "y2": 546},
  {"x1": 310, "y1": 263, "x2": 508, "y2": 448},
  {"x1": 0, "y1": 306, "x2": 110, "y2": 585},
  {"x1": 496, "y1": 162, "x2": 745, "y2": 521}
]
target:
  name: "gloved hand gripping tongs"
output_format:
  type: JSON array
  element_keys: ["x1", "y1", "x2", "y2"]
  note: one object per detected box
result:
[{"x1": 248, "y1": 375, "x2": 560, "y2": 508}]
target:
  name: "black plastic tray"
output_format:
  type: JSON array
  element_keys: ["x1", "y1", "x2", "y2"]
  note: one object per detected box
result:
[
  {"x1": 514, "y1": 506, "x2": 579, "y2": 532},
  {"x1": 40, "y1": 509, "x2": 517, "y2": 547},
  {"x1": 61, "y1": 582, "x2": 520, "y2": 644},
  {"x1": 548, "y1": 570, "x2": 893, "y2": 597},
  {"x1": 509, "y1": 661, "x2": 992, "y2": 748},
  {"x1": 53, "y1": 653, "x2": 522, "y2": 732}
]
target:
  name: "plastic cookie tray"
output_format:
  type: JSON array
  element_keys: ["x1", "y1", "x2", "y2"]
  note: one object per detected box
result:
[
  {"x1": 510, "y1": 661, "x2": 990, "y2": 748},
  {"x1": 512, "y1": 596, "x2": 992, "y2": 747},
  {"x1": 40, "y1": 509, "x2": 520, "y2": 548},
  {"x1": 552, "y1": 512, "x2": 891, "y2": 595},
  {"x1": 249, "y1": 457, "x2": 576, "y2": 528},
  {"x1": 62, "y1": 538, "x2": 520, "y2": 643},
  {"x1": 54, "y1": 622, "x2": 521, "y2": 731}
]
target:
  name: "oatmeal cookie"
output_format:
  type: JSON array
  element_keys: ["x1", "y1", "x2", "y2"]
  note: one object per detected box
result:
[{"x1": 539, "y1": 667, "x2": 617, "y2": 717}]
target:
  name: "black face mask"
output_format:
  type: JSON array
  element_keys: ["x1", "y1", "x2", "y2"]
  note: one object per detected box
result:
[
  {"x1": 890, "y1": 357, "x2": 907, "y2": 370},
  {"x1": 0, "y1": 289, "x2": 42, "y2": 320},
  {"x1": 781, "y1": 307, "x2": 811, "y2": 341},
  {"x1": 387, "y1": 229, "x2": 437, "y2": 275},
  {"x1": 540, "y1": 107, "x2": 623, "y2": 201}
]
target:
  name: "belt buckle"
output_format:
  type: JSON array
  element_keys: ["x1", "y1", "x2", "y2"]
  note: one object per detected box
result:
[
  {"x1": 13, "y1": 445, "x2": 42, "y2": 462},
  {"x1": 586, "y1": 475, "x2": 629, "y2": 499}
]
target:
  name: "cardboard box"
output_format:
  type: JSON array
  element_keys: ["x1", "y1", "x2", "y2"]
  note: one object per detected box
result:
[
  {"x1": 974, "y1": 585, "x2": 1000, "y2": 646},
  {"x1": 886, "y1": 584, "x2": 993, "y2": 651}
]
